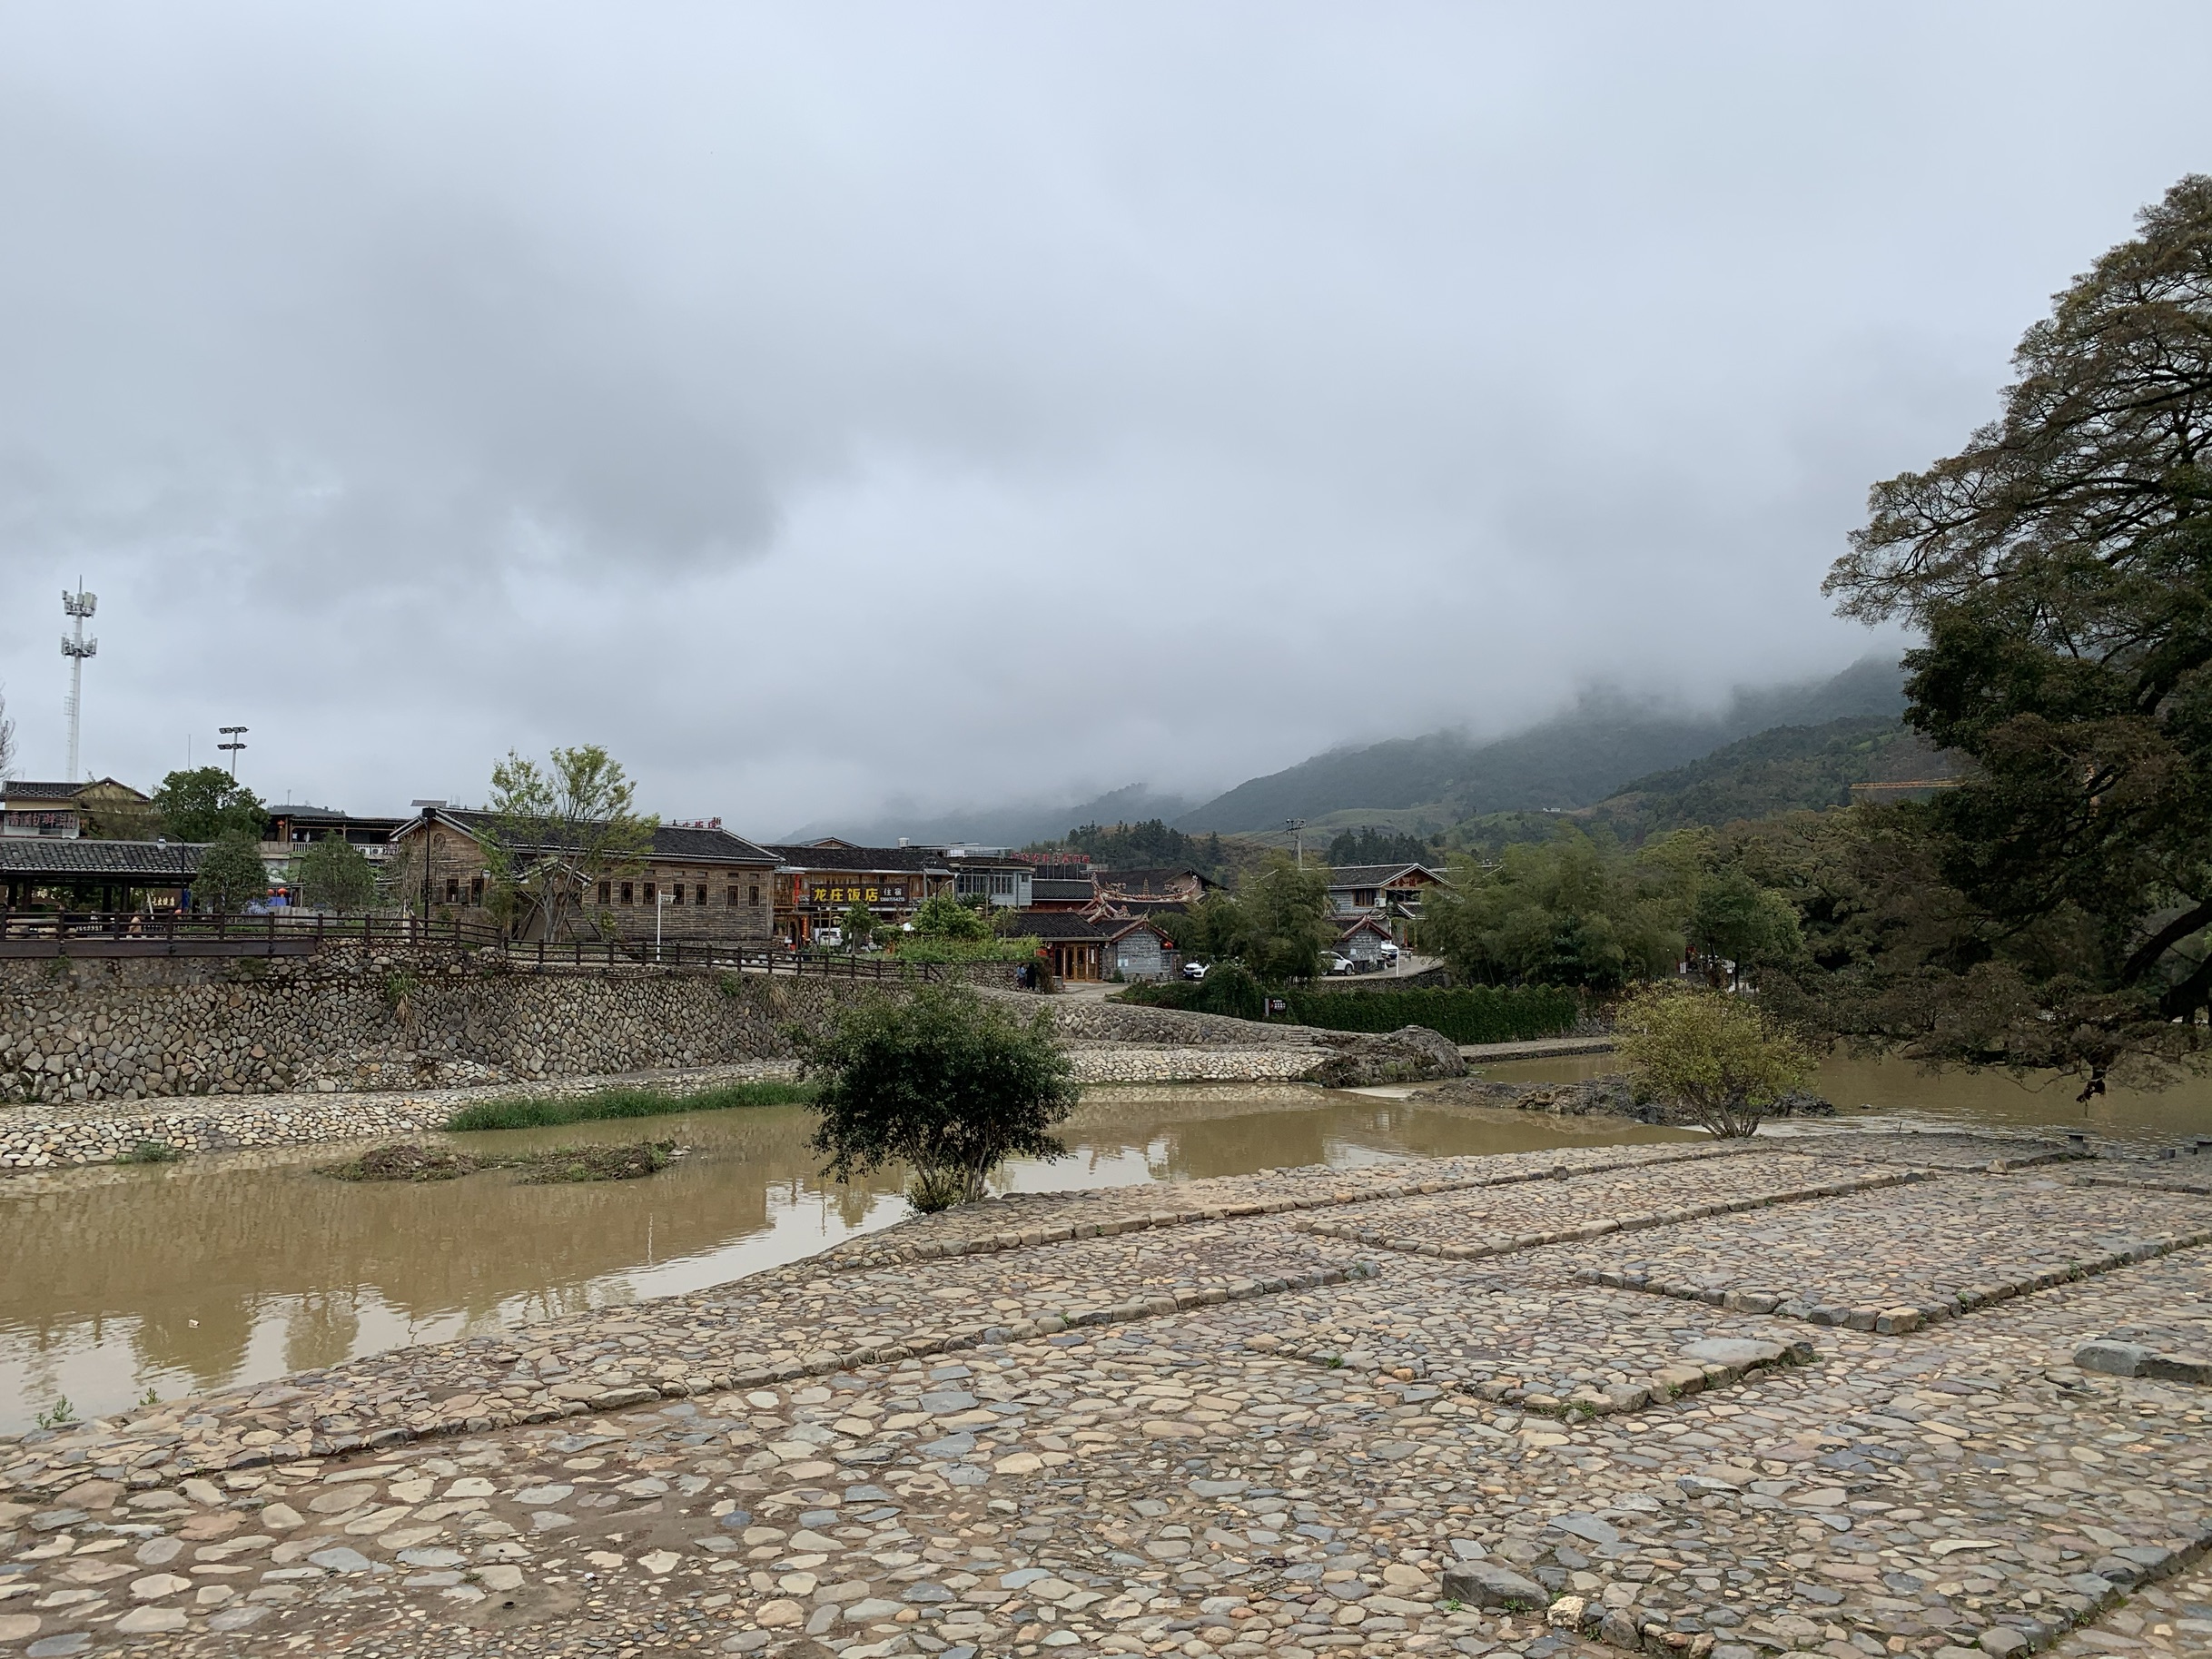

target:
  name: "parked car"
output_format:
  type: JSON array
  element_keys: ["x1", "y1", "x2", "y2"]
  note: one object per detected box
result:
[
  {"x1": 1323, "y1": 953, "x2": 1355, "y2": 974},
  {"x1": 815, "y1": 926, "x2": 844, "y2": 949},
  {"x1": 1181, "y1": 960, "x2": 1210, "y2": 981},
  {"x1": 1379, "y1": 941, "x2": 1399, "y2": 960}
]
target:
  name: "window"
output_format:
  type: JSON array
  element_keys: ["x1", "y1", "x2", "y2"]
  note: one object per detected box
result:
[
  {"x1": 644, "y1": 882, "x2": 657, "y2": 903},
  {"x1": 469, "y1": 876, "x2": 484, "y2": 905},
  {"x1": 694, "y1": 884, "x2": 706, "y2": 905},
  {"x1": 726, "y1": 884, "x2": 739, "y2": 907},
  {"x1": 598, "y1": 881, "x2": 611, "y2": 904},
  {"x1": 444, "y1": 877, "x2": 459, "y2": 903},
  {"x1": 620, "y1": 882, "x2": 633, "y2": 904},
  {"x1": 669, "y1": 883, "x2": 683, "y2": 906},
  {"x1": 748, "y1": 884, "x2": 760, "y2": 905}
]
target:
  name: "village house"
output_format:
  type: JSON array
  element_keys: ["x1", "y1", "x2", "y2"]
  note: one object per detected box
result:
[
  {"x1": 767, "y1": 842, "x2": 1039, "y2": 944},
  {"x1": 1326, "y1": 861, "x2": 1449, "y2": 919},
  {"x1": 388, "y1": 808, "x2": 780, "y2": 943},
  {"x1": 1, "y1": 777, "x2": 153, "y2": 841},
  {"x1": 1004, "y1": 912, "x2": 1106, "y2": 982},
  {"x1": 1096, "y1": 865, "x2": 1219, "y2": 905},
  {"x1": 1334, "y1": 913, "x2": 1397, "y2": 970}
]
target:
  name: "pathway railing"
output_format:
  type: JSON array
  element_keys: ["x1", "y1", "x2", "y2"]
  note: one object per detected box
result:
[{"x1": 0, "y1": 908, "x2": 937, "y2": 978}]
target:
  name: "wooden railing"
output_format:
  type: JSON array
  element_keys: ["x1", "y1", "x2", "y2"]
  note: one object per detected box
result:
[{"x1": 0, "y1": 909, "x2": 938, "y2": 979}]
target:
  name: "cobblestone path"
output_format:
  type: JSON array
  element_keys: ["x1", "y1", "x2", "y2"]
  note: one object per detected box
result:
[{"x1": 3, "y1": 1131, "x2": 2209, "y2": 1659}]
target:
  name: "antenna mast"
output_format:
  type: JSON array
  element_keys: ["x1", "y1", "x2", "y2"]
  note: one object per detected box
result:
[{"x1": 60, "y1": 581, "x2": 98, "y2": 782}]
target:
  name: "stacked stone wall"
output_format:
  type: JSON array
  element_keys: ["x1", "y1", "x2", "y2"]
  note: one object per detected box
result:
[{"x1": 0, "y1": 949, "x2": 920, "y2": 1105}]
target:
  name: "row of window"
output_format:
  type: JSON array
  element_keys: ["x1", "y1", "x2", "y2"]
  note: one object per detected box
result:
[{"x1": 596, "y1": 880, "x2": 763, "y2": 908}]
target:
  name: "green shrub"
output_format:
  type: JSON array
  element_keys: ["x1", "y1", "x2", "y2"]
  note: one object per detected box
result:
[
  {"x1": 118, "y1": 1141, "x2": 182, "y2": 1165},
  {"x1": 443, "y1": 1079, "x2": 815, "y2": 1132},
  {"x1": 800, "y1": 985, "x2": 1077, "y2": 1209}
]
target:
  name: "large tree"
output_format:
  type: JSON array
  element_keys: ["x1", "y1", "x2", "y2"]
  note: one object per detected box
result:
[
  {"x1": 1821, "y1": 174, "x2": 2212, "y2": 1096},
  {"x1": 152, "y1": 767, "x2": 265, "y2": 842},
  {"x1": 482, "y1": 746, "x2": 657, "y2": 940}
]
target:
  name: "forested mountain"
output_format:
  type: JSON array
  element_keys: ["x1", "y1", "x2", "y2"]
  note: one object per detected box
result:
[{"x1": 1176, "y1": 657, "x2": 1906, "y2": 833}]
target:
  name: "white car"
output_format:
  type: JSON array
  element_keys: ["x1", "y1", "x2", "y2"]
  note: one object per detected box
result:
[
  {"x1": 1324, "y1": 953, "x2": 1355, "y2": 974},
  {"x1": 1181, "y1": 960, "x2": 1209, "y2": 981}
]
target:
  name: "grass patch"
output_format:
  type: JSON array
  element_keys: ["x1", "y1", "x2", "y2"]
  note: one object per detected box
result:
[
  {"x1": 117, "y1": 1141, "x2": 183, "y2": 1165},
  {"x1": 442, "y1": 1079, "x2": 815, "y2": 1133}
]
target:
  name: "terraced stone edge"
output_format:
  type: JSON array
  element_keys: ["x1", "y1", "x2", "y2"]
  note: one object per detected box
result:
[
  {"x1": 1582, "y1": 1226, "x2": 2212, "y2": 1333},
  {"x1": 1298, "y1": 1166, "x2": 1933, "y2": 1259},
  {"x1": 822, "y1": 1142, "x2": 1767, "y2": 1271}
]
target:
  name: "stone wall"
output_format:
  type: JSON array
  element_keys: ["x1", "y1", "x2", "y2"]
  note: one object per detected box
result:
[{"x1": 0, "y1": 948, "x2": 920, "y2": 1105}]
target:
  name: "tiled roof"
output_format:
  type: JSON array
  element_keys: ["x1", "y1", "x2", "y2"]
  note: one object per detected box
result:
[
  {"x1": 1097, "y1": 865, "x2": 1217, "y2": 894},
  {"x1": 1, "y1": 777, "x2": 150, "y2": 805},
  {"x1": 1005, "y1": 913, "x2": 1105, "y2": 941},
  {"x1": 0, "y1": 840, "x2": 202, "y2": 877},
  {"x1": 425, "y1": 809, "x2": 777, "y2": 865},
  {"x1": 1030, "y1": 878, "x2": 1098, "y2": 903},
  {"x1": 1099, "y1": 916, "x2": 1173, "y2": 942},
  {"x1": 1327, "y1": 863, "x2": 1447, "y2": 888},
  {"x1": 768, "y1": 844, "x2": 950, "y2": 874}
]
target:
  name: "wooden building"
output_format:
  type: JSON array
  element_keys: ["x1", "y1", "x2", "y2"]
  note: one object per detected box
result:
[
  {"x1": 388, "y1": 809, "x2": 779, "y2": 942},
  {"x1": 2, "y1": 778, "x2": 154, "y2": 841},
  {"x1": 0, "y1": 839, "x2": 200, "y2": 912},
  {"x1": 1326, "y1": 862, "x2": 1449, "y2": 919},
  {"x1": 1006, "y1": 913, "x2": 1106, "y2": 981}
]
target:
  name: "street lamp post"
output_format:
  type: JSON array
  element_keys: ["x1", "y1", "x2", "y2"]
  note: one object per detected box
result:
[{"x1": 218, "y1": 726, "x2": 248, "y2": 777}]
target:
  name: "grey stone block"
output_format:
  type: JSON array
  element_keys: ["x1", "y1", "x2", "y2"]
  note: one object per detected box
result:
[
  {"x1": 2073, "y1": 1338, "x2": 2148, "y2": 1376},
  {"x1": 1440, "y1": 1559, "x2": 1549, "y2": 1609}
]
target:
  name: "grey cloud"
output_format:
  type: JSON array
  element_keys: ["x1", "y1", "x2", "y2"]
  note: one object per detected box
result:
[{"x1": 0, "y1": 3, "x2": 2206, "y2": 826}]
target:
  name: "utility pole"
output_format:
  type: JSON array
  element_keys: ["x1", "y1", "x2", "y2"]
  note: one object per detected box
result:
[
  {"x1": 1285, "y1": 819, "x2": 1306, "y2": 867},
  {"x1": 60, "y1": 583, "x2": 97, "y2": 781},
  {"x1": 218, "y1": 726, "x2": 248, "y2": 777}
]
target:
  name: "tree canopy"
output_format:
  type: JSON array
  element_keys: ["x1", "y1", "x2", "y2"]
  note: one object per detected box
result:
[
  {"x1": 1325, "y1": 825, "x2": 1436, "y2": 867},
  {"x1": 1615, "y1": 984, "x2": 1815, "y2": 1138},
  {"x1": 294, "y1": 836, "x2": 380, "y2": 911},
  {"x1": 481, "y1": 746, "x2": 657, "y2": 939},
  {"x1": 153, "y1": 767, "x2": 265, "y2": 843},
  {"x1": 1060, "y1": 819, "x2": 1226, "y2": 874},
  {"x1": 192, "y1": 831, "x2": 270, "y2": 912},
  {"x1": 800, "y1": 986, "x2": 1078, "y2": 1210},
  {"x1": 1820, "y1": 174, "x2": 2212, "y2": 1096},
  {"x1": 1417, "y1": 832, "x2": 1686, "y2": 992}
]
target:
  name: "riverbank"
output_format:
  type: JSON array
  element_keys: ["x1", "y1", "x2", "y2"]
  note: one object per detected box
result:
[
  {"x1": 0, "y1": 1047, "x2": 1326, "y2": 1170},
  {"x1": 2, "y1": 1128, "x2": 2207, "y2": 1659}
]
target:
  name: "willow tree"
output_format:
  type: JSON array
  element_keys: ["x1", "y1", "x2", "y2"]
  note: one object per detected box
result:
[{"x1": 1820, "y1": 174, "x2": 2212, "y2": 1098}]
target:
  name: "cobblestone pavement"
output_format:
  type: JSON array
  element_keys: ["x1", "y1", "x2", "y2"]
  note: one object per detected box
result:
[
  {"x1": 1572, "y1": 1173, "x2": 2212, "y2": 1335},
  {"x1": 4, "y1": 1129, "x2": 2209, "y2": 1659}
]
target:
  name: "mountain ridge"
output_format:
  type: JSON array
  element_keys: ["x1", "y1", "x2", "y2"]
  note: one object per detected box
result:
[{"x1": 1174, "y1": 656, "x2": 1907, "y2": 833}]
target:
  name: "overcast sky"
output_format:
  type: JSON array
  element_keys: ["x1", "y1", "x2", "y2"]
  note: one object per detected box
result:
[{"x1": 0, "y1": 4, "x2": 2205, "y2": 835}]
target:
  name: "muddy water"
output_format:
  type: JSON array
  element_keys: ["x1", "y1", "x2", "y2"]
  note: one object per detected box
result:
[
  {"x1": 0, "y1": 1085, "x2": 1692, "y2": 1432},
  {"x1": 1475, "y1": 1052, "x2": 2212, "y2": 1143}
]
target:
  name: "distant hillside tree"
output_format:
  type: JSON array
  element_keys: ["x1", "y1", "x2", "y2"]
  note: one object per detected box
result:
[
  {"x1": 1418, "y1": 832, "x2": 1684, "y2": 992},
  {"x1": 1325, "y1": 826, "x2": 1436, "y2": 866},
  {"x1": 1065, "y1": 819, "x2": 1226, "y2": 875}
]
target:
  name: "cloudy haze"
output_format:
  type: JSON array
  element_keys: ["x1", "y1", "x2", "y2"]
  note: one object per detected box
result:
[{"x1": 0, "y1": 4, "x2": 2205, "y2": 835}]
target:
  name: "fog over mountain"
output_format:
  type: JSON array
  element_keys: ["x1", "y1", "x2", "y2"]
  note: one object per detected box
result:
[{"x1": 0, "y1": 5, "x2": 2206, "y2": 829}]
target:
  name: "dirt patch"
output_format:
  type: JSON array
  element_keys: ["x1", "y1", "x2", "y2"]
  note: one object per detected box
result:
[{"x1": 320, "y1": 1144, "x2": 483, "y2": 1181}]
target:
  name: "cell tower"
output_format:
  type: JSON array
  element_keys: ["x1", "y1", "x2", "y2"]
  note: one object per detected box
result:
[{"x1": 60, "y1": 582, "x2": 98, "y2": 783}]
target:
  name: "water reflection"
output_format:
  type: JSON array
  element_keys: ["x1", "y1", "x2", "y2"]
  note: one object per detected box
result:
[
  {"x1": 1477, "y1": 1052, "x2": 2212, "y2": 1142},
  {"x1": 0, "y1": 1085, "x2": 1689, "y2": 1430}
]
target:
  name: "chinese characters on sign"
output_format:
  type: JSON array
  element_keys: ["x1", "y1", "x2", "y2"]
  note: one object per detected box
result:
[{"x1": 806, "y1": 882, "x2": 905, "y2": 906}]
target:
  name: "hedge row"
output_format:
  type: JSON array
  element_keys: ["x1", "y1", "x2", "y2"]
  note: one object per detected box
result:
[
  {"x1": 1283, "y1": 985, "x2": 1580, "y2": 1043},
  {"x1": 1118, "y1": 980, "x2": 1580, "y2": 1044}
]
